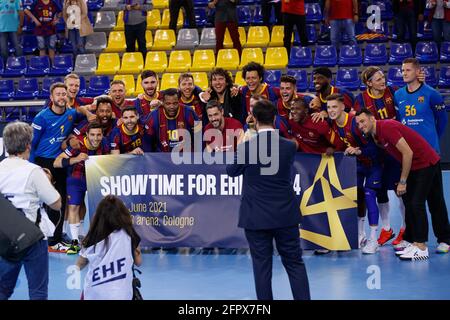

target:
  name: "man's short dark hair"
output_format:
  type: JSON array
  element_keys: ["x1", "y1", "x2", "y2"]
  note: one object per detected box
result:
[
  {"x1": 402, "y1": 57, "x2": 420, "y2": 68},
  {"x1": 280, "y1": 75, "x2": 296, "y2": 85},
  {"x1": 87, "y1": 122, "x2": 104, "y2": 133},
  {"x1": 355, "y1": 108, "x2": 375, "y2": 117},
  {"x1": 252, "y1": 100, "x2": 276, "y2": 125},
  {"x1": 96, "y1": 95, "x2": 113, "y2": 108},
  {"x1": 326, "y1": 93, "x2": 344, "y2": 103},
  {"x1": 313, "y1": 67, "x2": 333, "y2": 79},
  {"x1": 291, "y1": 97, "x2": 307, "y2": 109},
  {"x1": 206, "y1": 99, "x2": 223, "y2": 111},
  {"x1": 163, "y1": 88, "x2": 179, "y2": 99},
  {"x1": 141, "y1": 69, "x2": 158, "y2": 81},
  {"x1": 242, "y1": 62, "x2": 265, "y2": 82},
  {"x1": 121, "y1": 106, "x2": 138, "y2": 116}
]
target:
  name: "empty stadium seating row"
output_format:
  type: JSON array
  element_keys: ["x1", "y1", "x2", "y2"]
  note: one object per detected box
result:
[{"x1": 2, "y1": 66, "x2": 449, "y2": 102}]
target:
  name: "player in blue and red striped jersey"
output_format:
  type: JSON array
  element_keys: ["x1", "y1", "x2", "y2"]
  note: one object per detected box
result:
[
  {"x1": 310, "y1": 67, "x2": 354, "y2": 120},
  {"x1": 240, "y1": 62, "x2": 281, "y2": 118},
  {"x1": 289, "y1": 97, "x2": 336, "y2": 155},
  {"x1": 327, "y1": 93, "x2": 384, "y2": 255},
  {"x1": 109, "y1": 107, "x2": 146, "y2": 155},
  {"x1": 53, "y1": 122, "x2": 110, "y2": 254},
  {"x1": 176, "y1": 73, "x2": 205, "y2": 124},
  {"x1": 134, "y1": 70, "x2": 165, "y2": 118},
  {"x1": 144, "y1": 88, "x2": 200, "y2": 152},
  {"x1": 354, "y1": 66, "x2": 404, "y2": 247}
]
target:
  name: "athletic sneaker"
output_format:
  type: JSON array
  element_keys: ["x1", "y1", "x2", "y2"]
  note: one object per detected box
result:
[
  {"x1": 395, "y1": 242, "x2": 414, "y2": 256},
  {"x1": 392, "y1": 228, "x2": 405, "y2": 246},
  {"x1": 314, "y1": 249, "x2": 331, "y2": 255},
  {"x1": 377, "y1": 228, "x2": 395, "y2": 246},
  {"x1": 67, "y1": 240, "x2": 81, "y2": 255},
  {"x1": 48, "y1": 242, "x2": 70, "y2": 253},
  {"x1": 436, "y1": 242, "x2": 450, "y2": 254},
  {"x1": 362, "y1": 239, "x2": 379, "y2": 254},
  {"x1": 399, "y1": 246, "x2": 429, "y2": 261},
  {"x1": 358, "y1": 235, "x2": 368, "y2": 249},
  {"x1": 393, "y1": 240, "x2": 410, "y2": 251}
]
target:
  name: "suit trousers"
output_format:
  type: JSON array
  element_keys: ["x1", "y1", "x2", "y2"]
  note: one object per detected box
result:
[{"x1": 245, "y1": 226, "x2": 310, "y2": 300}]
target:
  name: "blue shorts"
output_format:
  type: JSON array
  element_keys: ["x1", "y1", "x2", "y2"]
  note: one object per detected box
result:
[
  {"x1": 357, "y1": 163, "x2": 383, "y2": 190},
  {"x1": 37, "y1": 35, "x2": 57, "y2": 51},
  {"x1": 67, "y1": 177, "x2": 87, "y2": 206}
]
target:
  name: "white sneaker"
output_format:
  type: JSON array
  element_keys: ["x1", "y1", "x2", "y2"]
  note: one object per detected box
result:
[
  {"x1": 399, "y1": 246, "x2": 429, "y2": 261},
  {"x1": 436, "y1": 242, "x2": 450, "y2": 254},
  {"x1": 362, "y1": 239, "x2": 379, "y2": 254},
  {"x1": 358, "y1": 235, "x2": 368, "y2": 249},
  {"x1": 395, "y1": 242, "x2": 414, "y2": 256},
  {"x1": 393, "y1": 240, "x2": 411, "y2": 252}
]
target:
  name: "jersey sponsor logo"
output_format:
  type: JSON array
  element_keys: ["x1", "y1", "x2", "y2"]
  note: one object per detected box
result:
[
  {"x1": 31, "y1": 123, "x2": 42, "y2": 130},
  {"x1": 308, "y1": 131, "x2": 314, "y2": 137}
]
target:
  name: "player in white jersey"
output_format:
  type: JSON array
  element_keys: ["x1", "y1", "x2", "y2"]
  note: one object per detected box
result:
[{"x1": 76, "y1": 195, "x2": 142, "y2": 300}]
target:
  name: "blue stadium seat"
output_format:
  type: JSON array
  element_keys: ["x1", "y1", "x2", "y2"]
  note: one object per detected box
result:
[
  {"x1": 417, "y1": 21, "x2": 433, "y2": 41},
  {"x1": 387, "y1": 67, "x2": 405, "y2": 87},
  {"x1": 0, "y1": 80, "x2": 15, "y2": 101},
  {"x1": 27, "y1": 56, "x2": 50, "y2": 76},
  {"x1": 389, "y1": 43, "x2": 413, "y2": 64},
  {"x1": 238, "y1": 6, "x2": 252, "y2": 26},
  {"x1": 287, "y1": 69, "x2": 308, "y2": 91},
  {"x1": 372, "y1": 1, "x2": 393, "y2": 21},
  {"x1": 305, "y1": 3, "x2": 322, "y2": 23},
  {"x1": 422, "y1": 66, "x2": 438, "y2": 87},
  {"x1": 363, "y1": 43, "x2": 388, "y2": 65},
  {"x1": 88, "y1": 0, "x2": 104, "y2": 11},
  {"x1": 440, "y1": 42, "x2": 450, "y2": 63},
  {"x1": 288, "y1": 46, "x2": 312, "y2": 68},
  {"x1": 194, "y1": 7, "x2": 207, "y2": 27},
  {"x1": 305, "y1": 24, "x2": 317, "y2": 44},
  {"x1": 50, "y1": 54, "x2": 73, "y2": 76},
  {"x1": 3, "y1": 56, "x2": 27, "y2": 77},
  {"x1": 336, "y1": 68, "x2": 360, "y2": 91},
  {"x1": 39, "y1": 77, "x2": 64, "y2": 99},
  {"x1": 15, "y1": 78, "x2": 39, "y2": 100},
  {"x1": 0, "y1": 57, "x2": 3, "y2": 75},
  {"x1": 438, "y1": 66, "x2": 450, "y2": 88},
  {"x1": 87, "y1": 75, "x2": 110, "y2": 96},
  {"x1": 252, "y1": 6, "x2": 264, "y2": 25},
  {"x1": 358, "y1": 0, "x2": 369, "y2": 22},
  {"x1": 415, "y1": 41, "x2": 439, "y2": 63},
  {"x1": 79, "y1": 76, "x2": 87, "y2": 96},
  {"x1": 193, "y1": 0, "x2": 209, "y2": 6},
  {"x1": 338, "y1": 44, "x2": 362, "y2": 66},
  {"x1": 21, "y1": 34, "x2": 38, "y2": 55},
  {"x1": 313, "y1": 45, "x2": 337, "y2": 67},
  {"x1": 22, "y1": 15, "x2": 34, "y2": 33},
  {"x1": 264, "y1": 70, "x2": 281, "y2": 87},
  {"x1": 56, "y1": 17, "x2": 65, "y2": 33}
]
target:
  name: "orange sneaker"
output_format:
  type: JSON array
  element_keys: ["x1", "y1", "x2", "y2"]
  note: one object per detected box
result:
[
  {"x1": 377, "y1": 228, "x2": 395, "y2": 246},
  {"x1": 392, "y1": 228, "x2": 405, "y2": 246}
]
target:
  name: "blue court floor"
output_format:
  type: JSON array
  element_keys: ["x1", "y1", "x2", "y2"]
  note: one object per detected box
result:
[{"x1": 9, "y1": 172, "x2": 450, "y2": 300}]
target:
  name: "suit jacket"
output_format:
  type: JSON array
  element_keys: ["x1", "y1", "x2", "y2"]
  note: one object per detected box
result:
[{"x1": 227, "y1": 130, "x2": 301, "y2": 230}]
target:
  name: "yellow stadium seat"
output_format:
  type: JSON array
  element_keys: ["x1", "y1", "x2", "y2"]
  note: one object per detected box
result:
[
  {"x1": 96, "y1": 53, "x2": 120, "y2": 75},
  {"x1": 224, "y1": 27, "x2": 247, "y2": 48},
  {"x1": 146, "y1": 10, "x2": 161, "y2": 30},
  {"x1": 160, "y1": 73, "x2": 181, "y2": 90},
  {"x1": 152, "y1": 29, "x2": 176, "y2": 50},
  {"x1": 113, "y1": 74, "x2": 136, "y2": 96},
  {"x1": 216, "y1": 49, "x2": 240, "y2": 70},
  {"x1": 119, "y1": 52, "x2": 144, "y2": 74},
  {"x1": 152, "y1": 0, "x2": 168, "y2": 9},
  {"x1": 191, "y1": 72, "x2": 209, "y2": 90},
  {"x1": 166, "y1": 50, "x2": 191, "y2": 72},
  {"x1": 264, "y1": 47, "x2": 288, "y2": 69},
  {"x1": 239, "y1": 47, "x2": 264, "y2": 69},
  {"x1": 160, "y1": 9, "x2": 183, "y2": 29},
  {"x1": 269, "y1": 25, "x2": 293, "y2": 47},
  {"x1": 145, "y1": 30, "x2": 153, "y2": 50},
  {"x1": 190, "y1": 49, "x2": 215, "y2": 72},
  {"x1": 246, "y1": 26, "x2": 270, "y2": 47},
  {"x1": 234, "y1": 71, "x2": 246, "y2": 86},
  {"x1": 105, "y1": 31, "x2": 126, "y2": 52},
  {"x1": 144, "y1": 51, "x2": 168, "y2": 73},
  {"x1": 114, "y1": 11, "x2": 124, "y2": 31}
]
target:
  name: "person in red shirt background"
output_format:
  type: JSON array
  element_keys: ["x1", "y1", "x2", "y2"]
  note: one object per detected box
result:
[
  {"x1": 324, "y1": 0, "x2": 358, "y2": 50},
  {"x1": 281, "y1": 0, "x2": 308, "y2": 57}
]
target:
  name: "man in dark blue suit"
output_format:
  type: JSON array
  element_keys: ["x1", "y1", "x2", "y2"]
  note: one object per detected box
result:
[{"x1": 226, "y1": 99, "x2": 310, "y2": 300}]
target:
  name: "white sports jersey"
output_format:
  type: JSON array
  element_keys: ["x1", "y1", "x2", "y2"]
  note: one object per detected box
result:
[
  {"x1": 0, "y1": 157, "x2": 59, "y2": 237},
  {"x1": 81, "y1": 229, "x2": 134, "y2": 300}
]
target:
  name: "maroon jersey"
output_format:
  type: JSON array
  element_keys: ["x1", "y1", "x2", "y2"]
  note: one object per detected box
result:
[
  {"x1": 111, "y1": 99, "x2": 136, "y2": 119},
  {"x1": 289, "y1": 117, "x2": 334, "y2": 154},
  {"x1": 134, "y1": 91, "x2": 164, "y2": 117},
  {"x1": 179, "y1": 94, "x2": 204, "y2": 121},
  {"x1": 29, "y1": 0, "x2": 61, "y2": 36},
  {"x1": 354, "y1": 86, "x2": 398, "y2": 120},
  {"x1": 374, "y1": 119, "x2": 440, "y2": 171},
  {"x1": 65, "y1": 137, "x2": 110, "y2": 180},
  {"x1": 241, "y1": 83, "x2": 281, "y2": 116},
  {"x1": 73, "y1": 118, "x2": 118, "y2": 141},
  {"x1": 109, "y1": 124, "x2": 145, "y2": 153},
  {"x1": 204, "y1": 117, "x2": 243, "y2": 152}
]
